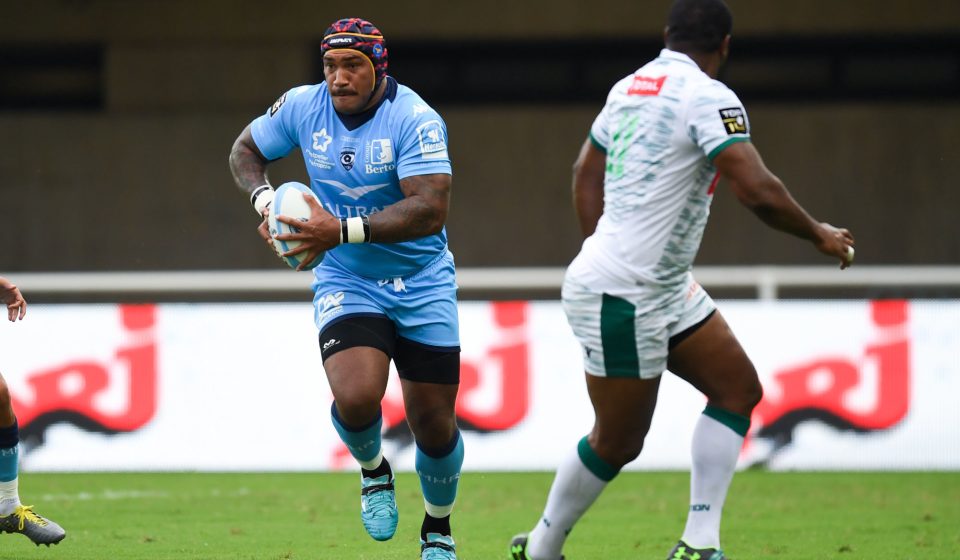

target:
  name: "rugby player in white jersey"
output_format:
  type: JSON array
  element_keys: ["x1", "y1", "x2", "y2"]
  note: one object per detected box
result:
[{"x1": 509, "y1": 1, "x2": 855, "y2": 559}]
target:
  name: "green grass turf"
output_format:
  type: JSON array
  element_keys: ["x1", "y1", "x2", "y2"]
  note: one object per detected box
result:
[{"x1": 1, "y1": 471, "x2": 957, "y2": 559}]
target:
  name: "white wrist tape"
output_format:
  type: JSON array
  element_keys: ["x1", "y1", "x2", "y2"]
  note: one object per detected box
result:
[
  {"x1": 346, "y1": 217, "x2": 365, "y2": 243},
  {"x1": 339, "y1": 215, "x2": 371, "y2": 244},
  {"x1": 251, "y1": 184, "x2": 274, "y2": 216}
]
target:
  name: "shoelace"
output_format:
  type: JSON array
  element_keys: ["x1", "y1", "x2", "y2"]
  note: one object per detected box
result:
[
  {"x1": 365, "y1": 490, "x2": 394, "y2": 517},
  {"x1": 422, "y1": 539, "x2": 456, "y2": 559},
  {"x1": 422, "y1": 547, "x2": 455, "y2": 560},
  {"x1": 13, "y1": 505, "x2": 47, "y2": 531}
]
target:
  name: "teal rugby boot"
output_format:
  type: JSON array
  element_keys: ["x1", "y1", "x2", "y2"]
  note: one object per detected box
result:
[
  {"x1": 421, "y1": 532, "x2": 457, "y2": 560},
  {"x1": 360, "y1": 473, "x2": 398, "y2": 541}
]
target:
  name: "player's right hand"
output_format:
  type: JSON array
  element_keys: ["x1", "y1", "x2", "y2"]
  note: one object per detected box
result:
[
  {"x1": 257, "y1": 205, "x2": 272, "y2": 242},
  {"x1": 814, "y1": 223, "x2": 856, "y2": 270},
  {"x1": 256, "y1": 206, "x2": 283, "y2": 259}
]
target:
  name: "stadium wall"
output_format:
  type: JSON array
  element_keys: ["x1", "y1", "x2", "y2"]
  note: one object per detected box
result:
[
  {"x1": 1, "y1": 1, "x2": 959, "y2": 272},
  {"x1": 4, "y1": 299, "x2": 958, "y2": 472},
  {"x1": 3, "y1": 0, "x2": 958, "y2": 40},
  {"x1": 2, "y1": 104, "x2": 958, "y2": 271}
]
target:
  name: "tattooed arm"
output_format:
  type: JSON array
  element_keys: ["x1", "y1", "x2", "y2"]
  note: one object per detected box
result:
[
  {"x1": 228, "y1": 123, "x2": 281, "y2": 250},
  {"x1": 367, "y1": 173, "x2": 451, "y2": 243},
  {"x1": 228, "y1": 124, "x2": 271, "y2": 197}
]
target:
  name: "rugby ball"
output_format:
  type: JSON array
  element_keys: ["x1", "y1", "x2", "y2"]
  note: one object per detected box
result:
[{"x1": 268, "y1": 182, "x2": 325, "y2": 270}]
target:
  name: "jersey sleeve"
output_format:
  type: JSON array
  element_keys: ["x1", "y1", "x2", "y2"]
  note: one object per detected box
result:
[
  {"x1": 250, "y1": 86, "x2": 311, "y2": 161},
  {"x1": 687, "y1": 84, "x2": 751, "y2": 162},
  {"x1": 395, "y1": 100, "x2": 452, "y2": 179},
  {"x1": 588, "y1": 101, "x2": 612, "y2": 153}
]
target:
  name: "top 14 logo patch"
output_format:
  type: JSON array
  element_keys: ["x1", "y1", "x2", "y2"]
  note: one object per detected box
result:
[{"x1": 719, "y1": 107, "x2": 748, "y2": 135}]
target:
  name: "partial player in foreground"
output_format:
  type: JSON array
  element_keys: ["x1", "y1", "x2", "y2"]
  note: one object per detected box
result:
[
  {"x1": 509, "y1": 1, "x2": 854, "y2": 559},
  {"x1": 228, "y1": 18, "x2": 463, "y2": 560},
  {"x1": 0, "y1": 276, "x2": 66, "y2": 546}
]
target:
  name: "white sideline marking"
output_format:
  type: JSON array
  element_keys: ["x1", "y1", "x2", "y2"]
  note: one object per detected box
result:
[{"x1": 36, "y1": 488, "x2": 250, "y2": 501}]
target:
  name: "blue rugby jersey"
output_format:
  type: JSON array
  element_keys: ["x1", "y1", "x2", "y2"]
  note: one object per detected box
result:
[{"x1": 251, "y1": 77, "x2": 452, "y2": 279}]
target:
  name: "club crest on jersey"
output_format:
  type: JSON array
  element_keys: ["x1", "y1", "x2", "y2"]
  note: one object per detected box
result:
[
  {"x1": 719, "y1": 107, "x2": 748, "y2": 135},
  {"x1": 340, "y1": 146, "x2": 356, "y2": 170},
  {"x1": 269, "y1": 92, "x2": 287, "y2": 116}
]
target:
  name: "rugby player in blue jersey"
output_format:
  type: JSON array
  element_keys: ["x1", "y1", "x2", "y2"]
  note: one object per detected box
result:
[
  {"x1": 229, "y1": 18, "x2": 462, "y2": 560},
  {"x1": 0, "y1": 276, "x2": 66, "y2": 546}
]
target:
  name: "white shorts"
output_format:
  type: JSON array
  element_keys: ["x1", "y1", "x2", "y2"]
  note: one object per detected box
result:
[{"x1": 561, "y1": 270, "x2": 716, "y2": 379}]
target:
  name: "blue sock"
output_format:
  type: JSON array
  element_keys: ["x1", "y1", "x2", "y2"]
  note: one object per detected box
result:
[
  {"x1": 0, "y1": 420, "x2": 18, "y2": 483},
  {"x1": 415, "y1": 430, "x2": 464, "y2": 519},
  {"x1": 330, "y1": 403, "x2": 383, "y2": 467}
]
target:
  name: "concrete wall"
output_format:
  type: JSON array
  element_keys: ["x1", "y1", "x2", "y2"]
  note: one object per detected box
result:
[
  {"x1": 5, "y1": 0, "x2": 958, "y2": 41},
  {"x1": 1, "y1": 0, "x2": 958, "y2": 271}
]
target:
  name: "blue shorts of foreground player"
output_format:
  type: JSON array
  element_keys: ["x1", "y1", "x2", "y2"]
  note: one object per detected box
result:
[{"x1": 311, "y1": 250, "x2": 460, "y2": 349}]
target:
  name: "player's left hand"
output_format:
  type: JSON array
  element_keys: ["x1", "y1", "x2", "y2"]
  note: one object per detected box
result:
[
  {"x1": 0, "y1": 277, "x2": 27, "y2": 321},
  {"x1": 813, "y1": 223, "x2": 856, "y2": 270},
  {"x1": 273, "y1": 192, "x2": 341, "y2": 270}
]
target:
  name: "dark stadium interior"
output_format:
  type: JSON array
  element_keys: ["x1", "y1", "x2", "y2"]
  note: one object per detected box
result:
[{"x1": 1, "y1": 0, "x2": 958, "y2": 275}]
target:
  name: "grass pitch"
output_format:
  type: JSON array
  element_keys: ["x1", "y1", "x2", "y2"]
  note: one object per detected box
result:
[{"x1": 2, "y1": 471, "x2": 957, "y2": 559}]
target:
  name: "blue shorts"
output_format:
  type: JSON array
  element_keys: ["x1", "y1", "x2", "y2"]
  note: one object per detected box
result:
[{"x1": 311, "y1": 250, "x2": 460, "y2": 349}]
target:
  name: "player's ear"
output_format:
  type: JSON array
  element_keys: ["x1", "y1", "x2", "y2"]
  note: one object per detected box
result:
[{"x1": 720, "y1": 35, "x2": 731, "y2": 60}]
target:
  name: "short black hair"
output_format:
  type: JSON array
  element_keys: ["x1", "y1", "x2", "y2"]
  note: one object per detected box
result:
[{"x1": 665, "y1": 0, "x2": 733, "y2": 54}]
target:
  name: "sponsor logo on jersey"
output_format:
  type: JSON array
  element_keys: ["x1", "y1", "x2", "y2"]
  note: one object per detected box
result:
[
  {"x1": 317, "y1": 179, "x2": 390, "y2": 200},
  {"x1": 312, "y1": 128, "x2": 333, "y2": 152},
  {"x1": 364, "y1": 138, "x2": 396, "y2": 174},
  {"x1": 304, "y1": 149, "x2": 334, "y2": 170},
  {"x1": 412, "y1": 103, "x2": 429, "y2": 116},
  {"x1": 627, "y1": 75, "x2": 666, "y2": 96},
  {"x1": 340, "y1": 146, "x2": 356, "y2": 170},
  {"x1": 719, "y1": 107, "x2": 748, "y2": 135},
  {"x1": 323, "y1": 202, "x2": 386, "y2": 217},
  {"x1": 416, "y1": 120, "x2": 448, "y2": 160},
  {"x1": 369, "y1": 139, "x2": 393, "y2": 165},
  {"x1": 269, "y1": 92, "x2": 287, "y2": 116}
]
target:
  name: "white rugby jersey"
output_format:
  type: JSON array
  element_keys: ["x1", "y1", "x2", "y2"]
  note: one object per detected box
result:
[{"x1": 572, "y1": 49, "x2": 750, "y2": 288}]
